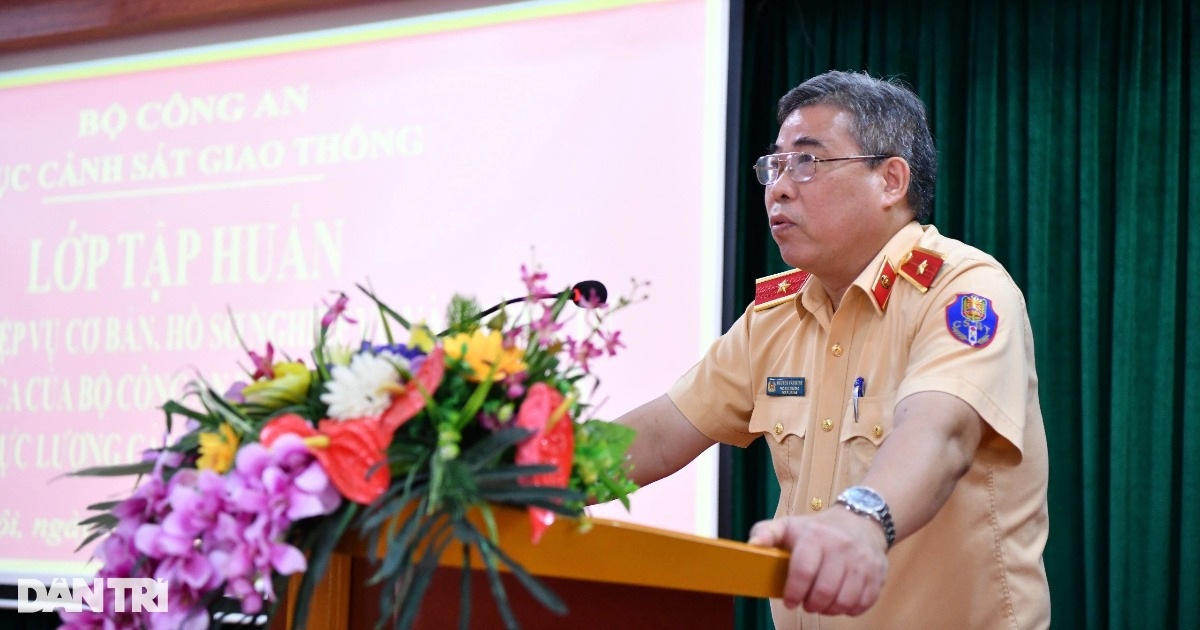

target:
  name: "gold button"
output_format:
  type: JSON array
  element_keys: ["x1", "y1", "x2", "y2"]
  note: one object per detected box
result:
[
  {"x1": 810, "y1": 497, "x2": 824, "y2": 511},
  {"x1": 821, "y1": 418, "x2": 834, "y2": 432},
  {"x1": 831, "y1": 343, "x2": 843, "y2": 357},
  {"x1": 873, "y1": 424, "x2": 884, "y2": 438},
  {"x1": 879, "y1": 274, "x2": 892, "y2": 289},
  {"x1": 773, "y1": 422, "x2": 784, "y2": 436}
]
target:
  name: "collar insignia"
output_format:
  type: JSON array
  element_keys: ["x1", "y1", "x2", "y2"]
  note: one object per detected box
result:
[{"x1": 871, "y1": 258, "x2": 897, "y2": 311}]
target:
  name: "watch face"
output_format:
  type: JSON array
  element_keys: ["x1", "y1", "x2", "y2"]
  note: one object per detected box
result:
[{"x1": 844, "y1": 487, "x2": 885, "y2": 511}]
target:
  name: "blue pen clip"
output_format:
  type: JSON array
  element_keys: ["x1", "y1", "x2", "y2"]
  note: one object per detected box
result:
[{"x1": 852, "y1": 377, "x2": 866, "y2": 422}]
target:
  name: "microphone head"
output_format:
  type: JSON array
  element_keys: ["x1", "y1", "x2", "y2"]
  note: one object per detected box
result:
[{"x1": 571, "y1": 280, "x2": 608, "y2": 307}]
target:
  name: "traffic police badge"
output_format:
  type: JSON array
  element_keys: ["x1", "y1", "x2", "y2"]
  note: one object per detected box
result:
[{"x1": 946, "y1": 293, "x2": 998, "y2": 348}]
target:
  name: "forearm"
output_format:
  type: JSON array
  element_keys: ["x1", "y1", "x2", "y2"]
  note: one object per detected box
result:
[
  {"x1": 616, "y1": 394, "x2": 714, "y2": 486},
  {"x1": 856, "y1": 391, "x2": 983, "y2": 542}
]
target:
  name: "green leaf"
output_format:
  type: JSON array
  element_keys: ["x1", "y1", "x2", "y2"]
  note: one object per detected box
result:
[
  {"x1": 161, "y1": 400, "x2": 210, "y2": 423},
  {"x1": 455, "y1": 374, "x2": 496, "y2": 431},
  {"x1": 479, "y1": 485, "x2": 582, "y2": 503},
  {"x1": 74, "y1": 527, "x2": 111, "y2": 552},
  {"x1": 441, "y1": 294, "x2": 482, "y2": 336},
  {"x1": 290, "y1": 503, "x2": 360, "y2": 630},
  {"x1": 485, "y1": 534, "x2": 569, "y2": 616},
  {"x1": 356, "y1": 283, "x2": 413, "y2": 331},
  {"x1": 68, "y1": 460, "x2": 154, "y2": 478},
  {"x1": 478, "y1": 503, "x2": 500, "y2": 547},
  {"x1": 459, "y1": 427, "x2": 534, "y2": 468},
  {"x1": 372, "y1": 509, "x2": 444, "y2": 584},
  {"x1": 476, "y1": 532, "x2": 520, "y2": 629},
  {"x1": 197, "y1": 387, "x2": 258, "y2": 438},
  {"x1": 168, "y1": 432, "x2": 201, "y2": 454},
  {"x1": 457, "y1": 541, "x2": 473, "y2": 630},
  {"x1": 471, "y1": 467, "x2": 545, "y2": 484},
  {"x1": 396, "y1": 521, "x2": 455, "y2": 630},
  {"x1": 77, "y1": 513, "x2": 118, "y2": 528}
]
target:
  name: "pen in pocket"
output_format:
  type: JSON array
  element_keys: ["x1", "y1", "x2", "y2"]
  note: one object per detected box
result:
[{"x1": 852, "y1": 376, "x2": 866, "y2": 422}]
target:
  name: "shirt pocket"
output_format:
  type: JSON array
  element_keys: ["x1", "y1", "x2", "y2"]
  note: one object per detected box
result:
[
  {"x1": 836, "y1": 392, "x2": 896, "y2": 490},
  {"x1": 750, "y1": 395, "x2": 810, "y2": 500}
]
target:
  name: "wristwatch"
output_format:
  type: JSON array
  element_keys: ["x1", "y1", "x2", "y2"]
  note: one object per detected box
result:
[{"x1": 836, "y1": 486, "x2": 896, "y2": 550}]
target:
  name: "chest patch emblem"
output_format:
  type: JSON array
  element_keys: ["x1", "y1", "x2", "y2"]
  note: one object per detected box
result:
[
  {"x1": 766, "y1": 377, "x2": 806, "y2": 396},
  {"x1": 946, "y1": 293, "x2": 999, "y2": 348}
]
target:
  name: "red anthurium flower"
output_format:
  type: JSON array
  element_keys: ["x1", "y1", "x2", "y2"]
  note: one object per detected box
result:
[
  {"x1": 259, "y1": 414, "x2": 317, "y2": 443},
  {"x1": 377, "y1": 348, "x2": 445, "y2": 438},
  {"x1": 514, "y1": 382, "x2": 575, "y2": 544},
  {"x1": 312, "y1": 418, "x2": 390, "y2": 504},
  {"x1": 261, "y1": 414, "x2": 390, "y2": 505}
]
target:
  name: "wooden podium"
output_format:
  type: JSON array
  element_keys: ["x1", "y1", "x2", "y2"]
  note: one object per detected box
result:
[{"x1": 271, "y1": 505, "x2": 789, "y2": 629}]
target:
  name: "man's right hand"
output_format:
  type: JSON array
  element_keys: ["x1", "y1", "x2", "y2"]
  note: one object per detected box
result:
[{"x1": 747, "y1": 508, "x2": 889, "y2": 616}]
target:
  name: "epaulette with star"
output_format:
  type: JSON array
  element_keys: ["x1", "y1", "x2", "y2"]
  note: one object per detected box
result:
[
  {"x1": 869, "y1": 247, "x2": 946, "y2": 311},
  {"x1": 897, "y1": 247, "x2": 946, "y2": 293},
  {"x1": 754, "y1": 269, "x2": 810, "y2": 311}
]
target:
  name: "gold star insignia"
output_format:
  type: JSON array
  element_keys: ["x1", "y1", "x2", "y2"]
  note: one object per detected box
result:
[
  {"x1": 777, "y1": 279, "x2": 791, "y2": 293},
  {"x1": 917, "y1": 260, "x2": 928, "y2": 276}
]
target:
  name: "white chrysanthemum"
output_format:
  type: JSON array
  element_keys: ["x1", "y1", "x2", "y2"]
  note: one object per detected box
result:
[{"x1": 320, "y1": 352, "x2": 410, "y2": 420}]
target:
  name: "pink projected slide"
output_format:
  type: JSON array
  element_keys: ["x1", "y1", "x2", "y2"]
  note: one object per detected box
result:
[{"x1": 0, "y1": 0, "x2": 718, "y2": 577}]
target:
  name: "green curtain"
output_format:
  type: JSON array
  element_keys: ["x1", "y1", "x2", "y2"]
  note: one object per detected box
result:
[{"x1": 727, "y1": 0, "x2": 1199, "y2": 627}]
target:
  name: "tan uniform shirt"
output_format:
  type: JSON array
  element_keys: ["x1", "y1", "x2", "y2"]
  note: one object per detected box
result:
[{"x1": 669, "y1": 223, "x2": 1051, "y2": 629}]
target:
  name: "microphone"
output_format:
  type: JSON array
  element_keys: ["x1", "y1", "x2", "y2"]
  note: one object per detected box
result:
[
  {"x1": 448, "y1": 281, "x2": 609, "y2": 333},
  {"x1": 569, "y1": 280, "x2": 608, "y2": 307}
]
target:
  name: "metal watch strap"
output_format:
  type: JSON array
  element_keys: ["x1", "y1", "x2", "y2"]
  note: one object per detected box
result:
[
  {"x1": 875, "y1": 503, "x2": 896, "y2": 550},
  {"x1": 837, "y1": 488, "x2": 896, "y2": 550}
]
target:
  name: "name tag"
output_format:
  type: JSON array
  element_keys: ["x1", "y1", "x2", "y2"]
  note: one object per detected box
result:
[{"x1": 765, "y1": 377, "x2": 805, "y2": 397}]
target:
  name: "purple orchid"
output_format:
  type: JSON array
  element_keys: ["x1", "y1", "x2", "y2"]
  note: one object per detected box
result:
[
  {"x1": 224, "y1": 381, "x2": 248, "y2": 403},
  {"x1": 564, "y1": 336, "x2": 605, "y2": 374},
  {"x1": 520, "y1": 263, "x2": 549, "y2": 296},
  {"x1": 598, "y1": 329, "x2": 625, "y2": 356},
  {"x1": 72, "y1": 431, "x2": 341, "y2": 627},
  {"x1": 528, "y1": 307, "x2": 563, "y2": 347},
  {"x1": 248, "y1": 343, "x2": 275, "y2": 380},
  {"x1": 321, "y1": 292, "x2": 357, "y2": 330},
  {"x1": 503, "y1": 371, "x2": 528, "y2": 399}
]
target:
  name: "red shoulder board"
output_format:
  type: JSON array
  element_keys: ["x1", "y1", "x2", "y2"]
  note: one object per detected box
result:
[
  {"x1": 754, "y1": 269, "x2": 810, "y2": 311},
  {"x1": 871, "y1": 258, "x2": 897, "y2": 311},
  {"x1": 897, "y1": 247, "x2": 946, "y2": 293}
]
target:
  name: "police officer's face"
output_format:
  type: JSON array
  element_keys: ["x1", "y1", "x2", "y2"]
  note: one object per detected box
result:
[{"x1": 764, "y1": 105, "x2": 892, "y2": 282}]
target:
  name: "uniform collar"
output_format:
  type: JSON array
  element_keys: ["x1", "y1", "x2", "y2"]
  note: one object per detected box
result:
[
  {"x1": 792, "y1": 222, "x2": 931, "y2": 320},
  {"x1": 850, "y1": 221, "x2": 929, "y2": 314}
]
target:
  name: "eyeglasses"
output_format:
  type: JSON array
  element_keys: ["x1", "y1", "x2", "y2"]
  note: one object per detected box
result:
[{"x1": 753, "y1": 152, "x2": 889, "y2": 186}]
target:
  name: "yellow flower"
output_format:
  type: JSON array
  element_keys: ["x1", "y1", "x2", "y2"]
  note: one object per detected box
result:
[
  {"x1": 197, "y1": 423, "x2": 239, "y2": 473},
  {"x1": 242, "y1": 361, "x2": 312, "y2": 408},
  {"x1": 443, "y1": 330, "x2": 526, "y2": 382},
  {"x1": 408, "y1": 324, "x2": 436, "y2": 353}
]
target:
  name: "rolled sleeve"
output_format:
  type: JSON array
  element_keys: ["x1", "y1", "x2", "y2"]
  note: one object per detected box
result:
[
  {"x1": 667, "y1": 305, "x2": 759, "y2": 447},
  {"x1": 897, "y1": 259, "x2": 1036, "y2": 464}
]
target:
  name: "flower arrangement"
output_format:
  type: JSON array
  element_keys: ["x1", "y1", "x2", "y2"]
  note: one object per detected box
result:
[{"x1": 65, "y1": 265, "x2": 642, "y2": 629}]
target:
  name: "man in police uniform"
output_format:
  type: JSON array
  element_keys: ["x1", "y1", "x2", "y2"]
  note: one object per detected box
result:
[{"x1": 617, "y1": 71, "x2": 1051, "y2": 628}]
